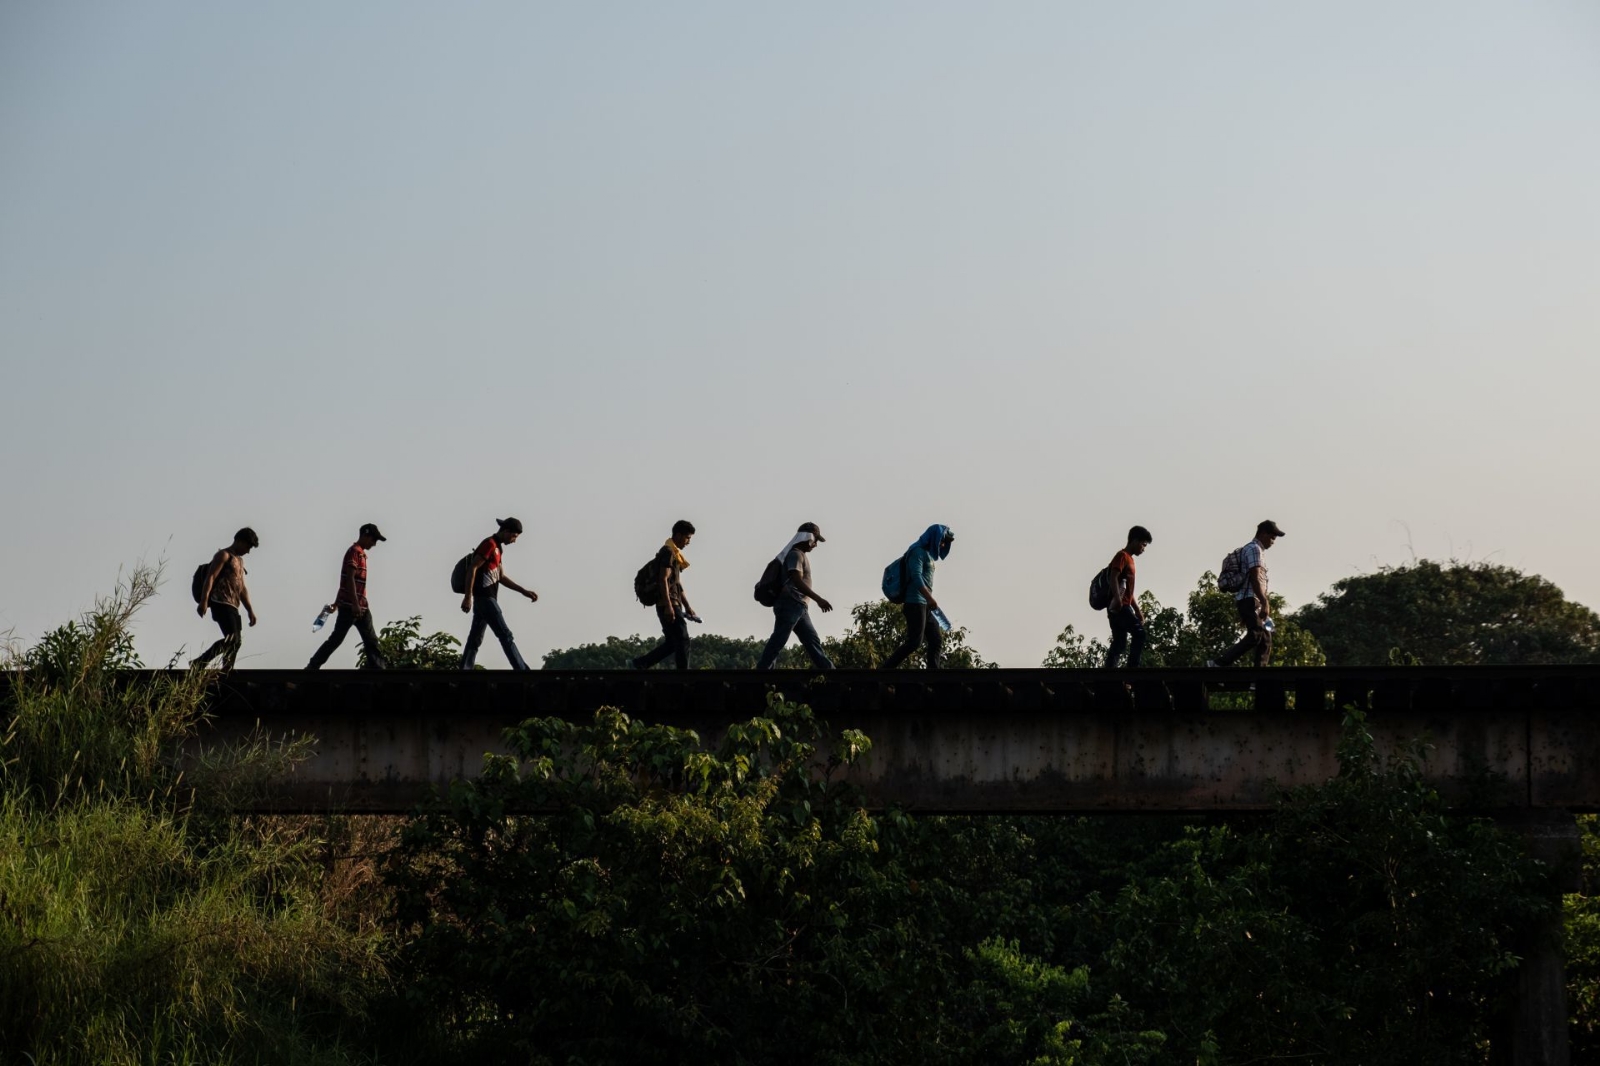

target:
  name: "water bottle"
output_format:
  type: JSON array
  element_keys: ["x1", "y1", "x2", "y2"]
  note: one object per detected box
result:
[
  {"x1": 312, "y1": 605, "x2": 334, "y2": 632},
  {"x1": 930, "y1": 606, "x2": 953, "y2": 632}
]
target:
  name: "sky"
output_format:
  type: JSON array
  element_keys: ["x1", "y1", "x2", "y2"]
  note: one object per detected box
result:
[{"x1": 3, "y1": 1, "x2": 1599, "y2": 669}]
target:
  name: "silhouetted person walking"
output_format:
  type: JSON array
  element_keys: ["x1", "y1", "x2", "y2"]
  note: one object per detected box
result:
[
  {"x1": 306, "y1": 523, "x2": 389, "y2": 670},
  {"x1": 193, "y1": 528, "x2": 258, "y2": 670},
  {"x1": 460, "y1": 517, "x2": 538, "y2": 670},
  {"x1": 629, "y1": 520, "x2": 700, "y2": 670},
  {"x1": 881, "y1": 524, "x2": 954, "y2": 670},
  {"x1": 1104, "y1": 526, "x2": 1152, "y2": 669},
  {"x1": 756, "y1": 522, "x2": 835, "y2": 670},
  {"x1": 1211, "y1": 520, "x2": 1285, "y2": 668}
]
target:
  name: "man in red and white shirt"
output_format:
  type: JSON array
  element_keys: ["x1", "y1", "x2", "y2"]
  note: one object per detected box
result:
[
  {"x1": 306, "y1": 523, "x2": 389, "y2": 670},
  {"x1": 460, "y1": 516, "x2": 539, "y2": 670}
]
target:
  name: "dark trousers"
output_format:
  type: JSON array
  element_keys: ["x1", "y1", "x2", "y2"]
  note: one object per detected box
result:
[
  {"x1": 194, "y1": 603, "x2": 243, "y2": 668},
  {"x1": 1105, "y1": 604, "x2": 1146, "y2": 669},
  {"x1": 461, "y1": 596, "x2": 530, "y2": 670},
  {"x1": 306, "y1": 606, "x2": 386, "y2": 670},
  {"x1": 881, "y1": 601, "x2": 943, "y2": 669},
  {"x1": 756, "y1": 598, "x2": 835, "y2": 670},
  {"x1": 1216, "y1": 597, "x2": 1272, "y2": 667},
  {"x1": 636, "y1": 603, "x2": 690, "y2": 670}
]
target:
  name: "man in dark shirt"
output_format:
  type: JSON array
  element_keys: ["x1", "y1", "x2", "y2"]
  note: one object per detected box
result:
[
  {"x1": 306, "y1": 523, "x2": 388, "y2": 670},
  {"x1": 460, "y1": 517, "x2": 538, "y2": 670},
  {"x1": 629, "y1": 519, "x2": 700, "y2": 670}
]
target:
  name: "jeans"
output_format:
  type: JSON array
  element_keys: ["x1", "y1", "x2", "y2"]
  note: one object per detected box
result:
[
  {"x1": 461, "y1": 596, "x2": 529, "y2": 670},
  {"x1": 194, "y1": 603, "x2": 243, "y2": 668},
  {"x1": 635, "y1": 603, "x2": 690, "y2": 670},
  {"x1": 306, "y1": 605, "x2": 387, "y2": 669},
  {"x1": 1216, "y1": 597, "x2": 1271, "y2": 667},
  {"x1": 1105, "y1": 604, "x2": 1146, "y2": 669},
  {"x1": 756, "y1": 598, "x2": 835, "y2": 670},
  {"x1": 881, "y1": 601, "x2": 943, "y2": 669}
]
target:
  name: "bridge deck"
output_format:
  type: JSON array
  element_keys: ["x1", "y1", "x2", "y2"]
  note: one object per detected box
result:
[{"x1": 179, "y1": 666, "x2": 1600, "y2": 814}]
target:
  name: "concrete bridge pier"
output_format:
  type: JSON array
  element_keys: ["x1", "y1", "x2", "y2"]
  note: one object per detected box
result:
[{"x1": 1492, "y1": 809, "x2": 1583, "y2": 1066}]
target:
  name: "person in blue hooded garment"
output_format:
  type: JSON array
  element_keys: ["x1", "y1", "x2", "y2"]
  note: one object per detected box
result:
[{"x1": 880, "y1": 524, "x2": 954, "y2": 670}]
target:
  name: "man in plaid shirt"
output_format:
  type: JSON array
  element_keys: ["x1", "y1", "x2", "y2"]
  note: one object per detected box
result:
[{"x1": 306, "y1": 523, "x2": 389, "y2": 670}]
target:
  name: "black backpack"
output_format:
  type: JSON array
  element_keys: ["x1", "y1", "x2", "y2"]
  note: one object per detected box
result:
[
  {"x1": 450, "y1": 553, "x2": 474, "y2": 595},
  {"x1": 634, "y1": 553, "x2": 663, "y2": 607},
  {"x1": 1088, "y1": 567, "x2": 1113, "y2": 611},
  {"x1": 191, "y1": 552, "x2": 232, "y2": 604},
  {"x1": 753, "y1": 557, "x2": 787, "y2": 607}
]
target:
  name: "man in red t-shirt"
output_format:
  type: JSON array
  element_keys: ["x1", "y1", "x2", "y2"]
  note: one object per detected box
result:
[
  {"x1": 306, "y1": 523, "x2": 388, "y2": 670},
  {"x1": 460, "y1": 516, "x2": 539, "y2": 670},
  {"x1": 1104, "y1": 525, "x2": 1152, "y2": 669}
]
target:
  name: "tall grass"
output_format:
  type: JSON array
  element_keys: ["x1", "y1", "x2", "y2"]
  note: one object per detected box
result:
[{"x1": 0, "y1": 566, "x2": 391, "y2": 1065}]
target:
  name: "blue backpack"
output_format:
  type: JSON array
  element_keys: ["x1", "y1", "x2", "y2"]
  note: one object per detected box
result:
[{"x1": 881, "y1": 553, "x2": 910, "y2": 605}]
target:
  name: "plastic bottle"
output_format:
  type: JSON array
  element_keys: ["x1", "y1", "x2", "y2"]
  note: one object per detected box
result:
[
  {"x1": 313, "y1": 605, "x2": 335, "y2": 632},
  {"x1": 930, "y1": 606, "x2": 953, "y2": 632}
]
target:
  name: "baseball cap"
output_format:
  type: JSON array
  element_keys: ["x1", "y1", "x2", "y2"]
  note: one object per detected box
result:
[
  {"x1": 360, "y1": 523, "x2": 387, "y2": 541},
  {"x1": 1257, "y1": 520, "x2": 1287, "y2": 538},
  {"x1": 798, "y1": 521, "x2": 826, "y2": 543},
  {"x1": 497, "y1": 517, "x2": 524, "y2": 535}
]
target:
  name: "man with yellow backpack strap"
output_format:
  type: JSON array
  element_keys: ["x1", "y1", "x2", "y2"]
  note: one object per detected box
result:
[{"x1": 628, "y1": 520, "x2": 700, "y2": 670}]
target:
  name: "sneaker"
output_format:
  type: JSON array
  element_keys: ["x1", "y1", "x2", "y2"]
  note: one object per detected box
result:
[
  {"x1": 1205, "y1": 659, "x2": 1219, "y2": 668},
  {"x1": 623, "y1": 657, "x2": 638, "y2": 671}
]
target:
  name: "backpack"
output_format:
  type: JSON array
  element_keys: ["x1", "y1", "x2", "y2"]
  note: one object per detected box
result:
[
  {"x1": 1216, "y1": 547, "x2": 1247, "y2": 593},
  {"x1": 450, "y1": 553, "x2": 474, "y2": 595},
  {"x1": 1087, "y1": 567, "x2": 1114, "y2": 611},
  {"x1": 634, "y1": 553, "x2": 663, "y2": 607},
  {"x1": 881, "y1": 553, "x2": 910, "y2": 605},
  {"x1": 753, "y1": 557, "x2": 787, "y2": 607},
  {"x1": 191, "y1": 562, "x2": 211, "y2": 604}
]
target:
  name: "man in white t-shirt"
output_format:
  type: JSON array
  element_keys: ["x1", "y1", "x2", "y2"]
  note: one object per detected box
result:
[{"x1": 1211, "y1": 520, "x2": 1285, "y2": 668}]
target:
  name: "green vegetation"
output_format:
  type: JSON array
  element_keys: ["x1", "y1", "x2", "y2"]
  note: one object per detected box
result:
[
  {"x1": 544, "y1": 599, "x2": 989, "y2": 669},
  {"x1": 2, "y1": 556, "x2": 1596, "y2": 1064},
  {"x1": 1295, "y1": 560, "x2": 1600, "y2": 666},
  {"x1": 0, "y1": 567, "x2": 387, "y2": 1065}
]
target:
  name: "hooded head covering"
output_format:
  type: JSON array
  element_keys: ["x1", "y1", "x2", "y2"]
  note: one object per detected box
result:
[{"x1": 914, "y1": 524, "x2": 953, "y2": 560}]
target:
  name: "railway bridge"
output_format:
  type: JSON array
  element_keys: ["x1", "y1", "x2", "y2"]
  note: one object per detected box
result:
[{"x1": 189, "y1": 664, "x2": 1599, "y2": 1066}]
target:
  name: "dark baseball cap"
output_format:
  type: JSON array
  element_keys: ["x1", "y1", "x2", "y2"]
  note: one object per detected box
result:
[
  {"x1": 798, "y1": 521, "x2": 826, "y2": 543},
  {"x1": 497, "y1": 517, "x2": 524, "y2": 534},
  {"x1": 360, "y1": 523, "x2": 387, "y2": 541},
  {"x1": 1257, "y1": 520, "x2": 1287, "y2": 538}
]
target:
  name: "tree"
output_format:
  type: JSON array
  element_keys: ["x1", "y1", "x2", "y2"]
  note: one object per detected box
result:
[
  {"x1": 1044, "y1": 577, "x2": 1324, "y2": 668},
  {"x1": 359, "y1": 616, "x2": 464, "y2": 669},
  {"x1": 542, "y1": 600, "x2": 995, "y2": 670},
  {"x1": 824, "y1": 599, "x2": 993, "y2": 669},
  {"x1": 1294, "y1": 560, "x2": 1600, "y2": 666}
]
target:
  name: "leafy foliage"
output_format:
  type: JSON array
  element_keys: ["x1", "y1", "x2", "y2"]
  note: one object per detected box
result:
[
  {"x1": 1044, "y1": 575, "x2": 1325, "y2": 668},
  {"x1": 0, "y1": 566, "x2": 388, "y2": 1066},
  {"x1": 544, "y1": 599, "x2": 992, "y2": 671},
  {"x1": 1295, "y1": 560, "x2": 1600, "y2": 665},
  {"x1": 385, "y1": 699, "x2": 1151, "y2": 1065},
  {"x1": 358, "y1": 615, "x2": 463, "y2": 670}
]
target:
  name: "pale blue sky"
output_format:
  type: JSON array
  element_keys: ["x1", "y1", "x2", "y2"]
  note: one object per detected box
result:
[{"x1": 3, "y1": 2, "x2": 1598, "y2": 667}]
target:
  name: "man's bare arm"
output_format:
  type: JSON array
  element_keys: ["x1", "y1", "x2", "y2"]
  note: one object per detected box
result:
[
  {"x1": 788, "y1": 571, "x2": 832, "y2": 612},
  {"x1": 501, "y1": 574, "x2": 538, "y2": 601}
]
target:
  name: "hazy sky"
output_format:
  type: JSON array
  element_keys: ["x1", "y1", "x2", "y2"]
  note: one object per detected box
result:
[{"x1": 3, "y1": 1, "x2": 1598, "y2": 669}]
